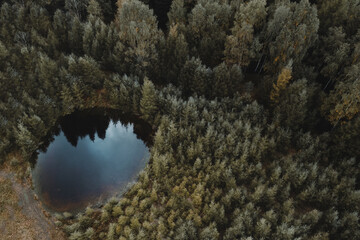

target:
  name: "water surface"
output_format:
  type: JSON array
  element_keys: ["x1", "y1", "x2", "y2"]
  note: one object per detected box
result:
[{"x1": 32, "y1": 110, "x2": 150, "y2": 212}]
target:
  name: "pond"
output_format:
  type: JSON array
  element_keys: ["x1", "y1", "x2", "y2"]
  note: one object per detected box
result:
[{"x1": 32, "y1": 109, "x2": 151, "y2": 212}]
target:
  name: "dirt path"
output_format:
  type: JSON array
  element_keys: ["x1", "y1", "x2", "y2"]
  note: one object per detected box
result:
[{"x1": 0, "y1": 169, "x2": 66, "y2": 240}]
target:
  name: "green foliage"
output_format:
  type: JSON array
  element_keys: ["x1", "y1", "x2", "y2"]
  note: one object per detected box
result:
[
  {"x1": 186, "y1": 0, "x2": 232, "y2": 67},
  {"x1": 317, "y1": 0, "x2": 360, "y2": 35},
  {"x1": 224, "y1": 0, "x2": 267, "y2": 67},
  {"x1": 158, "y1": 23, "x2": 188, "y2": 85},
  {"x1": 213, "y1": 63, "x2": 243, "y2": 98},
  {"x1": 320, "y1": 27, "x2": 351, "y2": 82},
  {"x1": 0, "y1": 1, "x2": 359, "y2": 240},
  {"x1": 87, "y1": 0, "x2": 103, "y2": 19},
  {"x1": 265, "y1": 0, "x2": 319, "y2": 74},
  {"x1": 140, "y1": 77, "x2": 158, "y2": 123},
  {"x1": 113, "y1": 0, "x2": 164, "y2": 77},
  {"x1": 323, "y1": 63, "x2": 360, "y2": 125},
  {"x1": 67, "y1": 55, "x2": 105, "y2": 89},
  {"x1": 273, "y1": 78, "x2": 318, "y2": 130}
]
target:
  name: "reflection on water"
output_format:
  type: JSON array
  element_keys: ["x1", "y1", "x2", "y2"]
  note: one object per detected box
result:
[{"x1": 32, "y1": 110, "x2": 150, "y2": 212}]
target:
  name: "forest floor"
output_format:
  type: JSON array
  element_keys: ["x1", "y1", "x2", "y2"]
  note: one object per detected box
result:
[{"x1": 0, "y1": 164, "x2": 66, "y2": 240}]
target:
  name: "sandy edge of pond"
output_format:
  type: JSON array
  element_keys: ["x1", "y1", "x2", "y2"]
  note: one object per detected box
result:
[{"x1": 0, "y1": 166, "x2": 67, "y2": 240}]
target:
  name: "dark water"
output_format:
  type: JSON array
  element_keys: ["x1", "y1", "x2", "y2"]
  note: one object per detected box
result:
[{"x1": 32, "y1": 110, "x2": 151, "y2": 212}]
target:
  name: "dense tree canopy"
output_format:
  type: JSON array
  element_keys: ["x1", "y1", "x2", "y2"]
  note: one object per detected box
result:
[{"x1": 0, "y1": 0, "x2": 359, "y2": 239}]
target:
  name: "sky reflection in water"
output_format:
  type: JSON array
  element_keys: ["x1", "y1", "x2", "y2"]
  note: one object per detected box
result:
[{"x1": 33, "y1": 119, "x2": 149, "y2": 212}]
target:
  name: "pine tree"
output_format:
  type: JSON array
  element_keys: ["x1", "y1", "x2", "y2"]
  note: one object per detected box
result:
[
  {"x1": 213, "y1": 63, "x2": 243, "y2": 98},
  {"x1": 140, "y1": 77, "x2": 158, "y2": 123},
  {"x1": 15, "y1": 122, "x2": 36, "y2": 158},
  {"x1": 317, "y1": 0, "x2": 360, "y2": 35},
  {"x1": 29, "y1": 4, "x2": 51, "y2": 37},
  {"x1": 114, "y1": 0, "x2": 163, "y2": 78},
  {"x1": 224, "y1": 0, "x2": 267, "y2": 67},
  {"x1": 178, "y1": 57, "x2": 209, "y2": 96},
  {"x1": 265, "y1": 0, "x2": 319, "y2": 74},
  {"x1": 168, "y1": 0, "x2": 187, "y2": 28},
  {"x1": 199, "y1": 222, "x2": 219, "y2": 240},
  {"x1": 52, "y1": 9, "x2": 68, "y2": 53},
  {"x1": 159, "y1": 23, "x2": 189, "y2": 85},
  {"x1": 325, "y1": 63, "x2": 360, "y2": 125},
  {"x1": 0, "y1": 40, "x2": 9, "y2": 64},
  {"x1": 273, "y1": 78, "x2": 317, "y2": 131},
  {"x1": 187, "y1": 0, "x2": 232, "y2": 67},
  {"x1": 37, "y1": 53, "x2": 59, "y2": 96},
  {"x1": 83, "y1": 21, "x2": 94, "y2": 56},
  {"x1": 65, "y1": 0, "x2": 88, "y2": 20},
  {"x1": 87, "y1": 0, "x2": 103, "y2": 19},
  {"x1": 0, "y1": 3, "x2": 15, "y2": 44},
  {"x1": 68, "y1": 16, "x2": 84, "y2": 55},
  {"x1": 191, "y1": 62, "x2": 212, "y2": 97},
  {"x1": 67, "y1": 55, "x2": 105, "y2": 89},
  {"x1": 174, "y1": 220, "x2": 197, "y2": 240},
  {"x1": 320, "y1": 27, "x2": 351, "y2": 84}
]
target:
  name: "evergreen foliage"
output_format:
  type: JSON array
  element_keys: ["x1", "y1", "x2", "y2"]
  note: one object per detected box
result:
[{"x1": 0, "y1": 0, "x2": 359, "y2": 239}]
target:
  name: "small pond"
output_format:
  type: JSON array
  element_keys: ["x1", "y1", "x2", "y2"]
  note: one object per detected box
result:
[{"x1": 32, "y1": 109, "x2": 151, "y2": 212}]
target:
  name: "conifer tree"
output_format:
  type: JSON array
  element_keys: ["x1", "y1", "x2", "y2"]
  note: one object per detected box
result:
[
  {"x1": 265, "y1": 0, "x2": 319, "y2": 74},
  {"x1": 83, "y1": 21, "x2": 95, "y2": 56},
  {"x1": 187, "y1": 0, "x2": 232, "y2": 67},
  {"x1": 140, "y1": 77, "x2": 158, "y2": 123},
  {"x1": 65, "y1": 0, "x2": 88, "y2": 20},
  {"x1": 0, "y1": 3, "x2": 15, "y2": 43},
  {"x1": 37, "y1": 53, "x2": 59, "y2": 96},
  {"x1": 317, "y1": 0, "x2": 360, "y2": 35},
  {"x1": 325, "y1": 63, "x2": 360, "y2": 125},
  {"x1": 224, "y1": 0, "x2": 267, "y2": 67},
  {"x1": 67, "y1": 55, "x2": 105, "y2": 89},
  {"x1": 15, "y1": 122, "x2": 36, "y2": 158},
  {"x1": 159, "y1": 24, "x2": 189, "y2": 85},
  {"x1": 213, "y1": 63, "x2": 243, "y2": 98},
  {"x1": 178, "y1": 57, "x2": 208, "y2": 96},
  {"x1": 68, "y1": 16, "x2": 84, "y2": 55},
  {"x1": 87, "y1": 0, "x2": 103, "y2": 19},
  {"x1": 273, "y1": 78, "x2": 317, "y2": 130},
  {"x1": 200, "y1": 223, "x2": 219, "y2": 240},
  {"x1": 320, "y1": 27, "x2": 350, "y2": 84},
  {"x1": 0, "y1": 40, "x2": 9, "y2": 64},
  {"x1": 168, "y1": 0, "x2": 187, "y2": 28},
  {"x1": 52, "y1": 9, "x2": 69, "y2": 53},
  {"x1": 114, "y1": 0, "x2": 163, "y2": 78},
  {"x1": 1, "y1": 1, "x2": 360, "y2": 239}
]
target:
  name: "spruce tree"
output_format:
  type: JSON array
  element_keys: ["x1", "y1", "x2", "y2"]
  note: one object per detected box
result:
[
  {"x1": 324, "y1": 63, "x2": 360, "y2": 125},
  {"x1": 114, "y1": 0, "x2": 163, "y2": 78},
  {"x1": 87, "y1": 0, "x2": 103, "y2": 19},
  {"x1": 140, "y1": 77, "x2": 158, "y2": 123},
  {"x1": 320, "y1": 27, "x2": 350, "y2": 84},
  {"x1": 159, "y1": 24, "x2": 189, "y2": 85},
  {"x1": 224, "y1": 0, "x2": 267, "y2": 67},
  {"x1": 187, "y1": 0, "x2": 232, "y2": 67},
  {"x1": 213, "y1": 62, "x2": 243, "y2": 98},
  {"x1": 265, "y1": 0, "x2": 319, "y2": 74},
  {"x1": 68, "y1": 16, "x2": 84, "y2": 55}
]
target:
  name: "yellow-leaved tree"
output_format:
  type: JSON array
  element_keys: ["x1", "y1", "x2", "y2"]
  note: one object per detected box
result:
[{"x1": 270, "y1": 61, "x2": 293, "y2": 103}]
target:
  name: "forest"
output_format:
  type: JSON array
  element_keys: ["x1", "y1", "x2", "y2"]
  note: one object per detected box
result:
[{"x1": 0, "y1": 0, "x2": 359, "y2": 239}]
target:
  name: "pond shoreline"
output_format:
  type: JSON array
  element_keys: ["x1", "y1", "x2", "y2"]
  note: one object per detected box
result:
[{"x1": 32, "y1": 108, "x2": 151, "y2": 213}]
